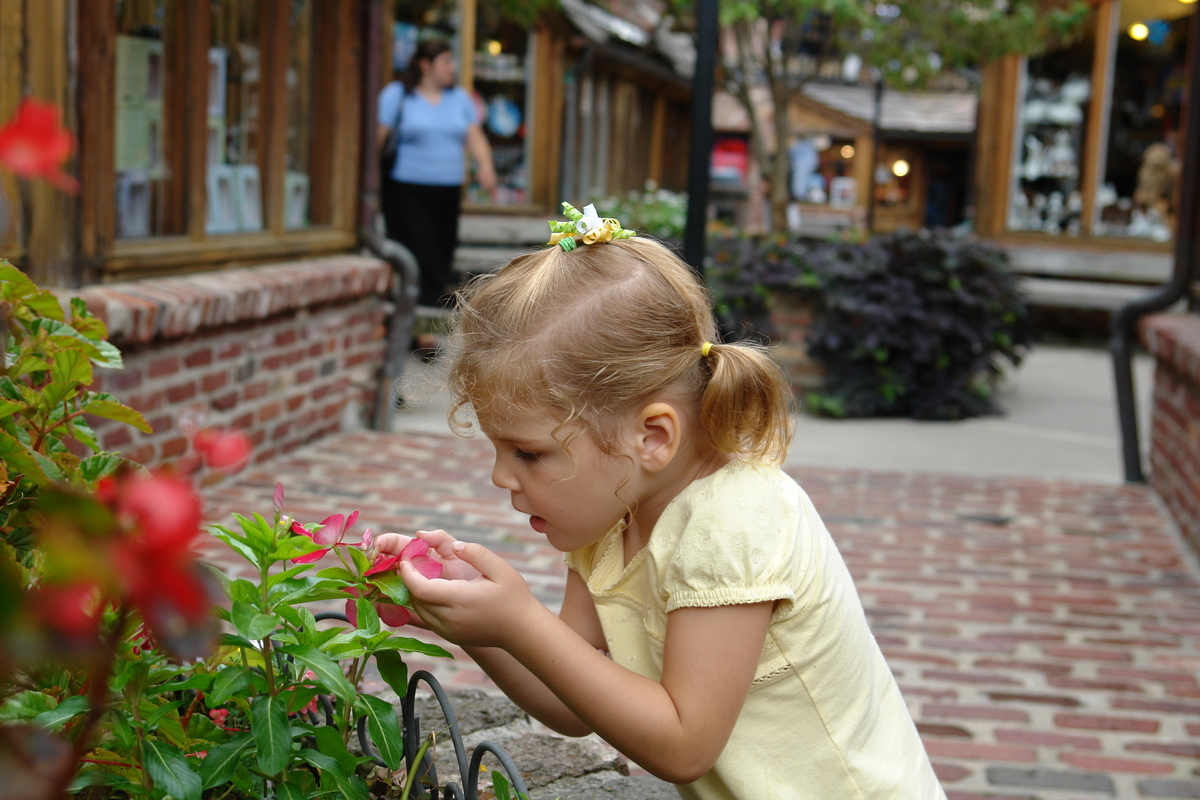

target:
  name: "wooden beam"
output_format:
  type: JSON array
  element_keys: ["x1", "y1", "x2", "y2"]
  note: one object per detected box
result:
[
  {"x1": 0, "y1": 0, "x2": 25, "y2": 259},
  {"x1": 25, "y1": 0, "x2": 74, "y2": 287},
  {"x1": 1081, "y1": 0, "x2": 1117, "y2": 236},
  {"x1": 260, "y1": 0, "x2": 289, "y2": 235},
  {"x1": 77, "y1": 0, "x2": 116, "y2": 276},
  {"x1": 184, "y1": 0, "x2": 210, "y2": 240}
]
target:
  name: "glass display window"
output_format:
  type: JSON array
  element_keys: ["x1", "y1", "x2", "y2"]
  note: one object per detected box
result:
[
  {"x1": 469, "y1": 16, "x2": 531, "y2": 206},
  {"x1": 1007, "y1": 28, "x2": 1095, "y2": 237},
  {"x1": 1093, "y1": 1, "x2": 1192, "y2": 242},
  {"x1": 114, "y1": 0, "x2": 175, "y2": 239}
]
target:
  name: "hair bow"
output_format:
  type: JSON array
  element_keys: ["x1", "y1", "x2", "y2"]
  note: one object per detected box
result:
[{"x1": 547, "y1": 202, "x2": 636, "y2": 251}]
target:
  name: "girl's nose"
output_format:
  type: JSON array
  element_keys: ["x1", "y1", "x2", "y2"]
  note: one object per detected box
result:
[{"x1": 491, "y1": 459, "x2": 519, "y2": 492}]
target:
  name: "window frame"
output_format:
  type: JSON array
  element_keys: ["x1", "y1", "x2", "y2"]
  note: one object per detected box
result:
[{"x1": 78, "y1": 0, "x2": 364, "y2": 282}]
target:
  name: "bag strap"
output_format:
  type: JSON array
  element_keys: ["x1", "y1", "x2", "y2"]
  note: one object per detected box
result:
[{"x1": 391, "y1": 83, "x2": 406, "y2": 132}]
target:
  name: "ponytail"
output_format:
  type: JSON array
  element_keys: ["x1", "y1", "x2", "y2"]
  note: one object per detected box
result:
[{"x1": 699, "y1": 340, "x2": 796, "y2": 464}]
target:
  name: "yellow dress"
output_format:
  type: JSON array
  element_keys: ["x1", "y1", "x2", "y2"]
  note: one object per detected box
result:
[{"x1": 564, "y1": 460, "x2": 945, "y2": 800}]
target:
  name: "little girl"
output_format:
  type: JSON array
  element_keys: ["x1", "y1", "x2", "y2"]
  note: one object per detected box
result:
[{"x1": 378, "y1": 204, "x2": 944, "y2": 799}]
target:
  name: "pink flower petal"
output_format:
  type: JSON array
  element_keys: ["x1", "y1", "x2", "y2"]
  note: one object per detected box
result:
[
  {"x1": 291, "y1": 520, "x2": 310, "y2": 538},
  {"x1": 376, "y1": 603, "x2": 411, "y2": 627},
  {"x1": 273, "y1": 483, "x2": 285, "y2": 513},
  {"x1": 344, "y1": 511, "x2": 359, "y2": 534},
  {"x1": 291, "y1": 546, "x2": 331, "y2": 564},
  {"x1": 399, "y1": 538, "x2": 429, "y2": 559},
  {"x1": 344, "y1": 598, "x2": 358, "y2": 627},
  {"x1": 408, "y1": 555, "x2": 443, "y2": 580},
  {"x1": 364, "y1": 553, "x2": 401, "y2": 576},
  {"x1": 359, "y1": 528, "x2": 373, "y2": 551},
  {"x1": 312, "y1": 514, "x2": 344, "y2": 546}
]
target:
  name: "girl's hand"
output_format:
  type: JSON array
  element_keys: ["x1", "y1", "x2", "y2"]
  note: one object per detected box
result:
[
  {"x1": 373, "y1": 530, "x2": 480, "y2": 582},
  {"x1": 398, "y1": 536, "x2": 540, "y2": 649}
]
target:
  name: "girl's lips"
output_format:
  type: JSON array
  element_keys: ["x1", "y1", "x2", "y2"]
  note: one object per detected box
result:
[{"x1": 529, "y1": 516, "x2": 547, "y2": 533}]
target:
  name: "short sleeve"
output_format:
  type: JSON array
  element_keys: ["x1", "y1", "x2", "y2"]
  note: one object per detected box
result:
[
  {"x1": 660, "y1": 483, "x2": 801, "y2": 613},
  {"x1": 457, "y1": 88, "x2": 480, "y2": 127},
  {"x1": 378, "y1": 82, "x2": 403, "y2": 127}
]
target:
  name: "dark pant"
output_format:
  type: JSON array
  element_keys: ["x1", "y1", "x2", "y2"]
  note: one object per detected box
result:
[{"x1": 381, "y1": 179, "x2": 463, "y2": 308}]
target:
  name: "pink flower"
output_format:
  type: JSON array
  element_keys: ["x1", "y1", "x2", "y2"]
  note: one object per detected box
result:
[
  {"x1": 208, "y1": 708, "x2": 229, "y2": 726},
  {"x1": 191, "y1": 428, "x2": 253, "y2": 472},
  {"x1": 0, "y1": 98, "x2": 78, "y2": 192},
  {"x1": 290, "y1": 511, "x2": 359, "y2": 563},
  {"x1": 273, "y1": 483, "x2": 285, "y2": 514},
  {"x1": 364, "y1": 537, "x2": 443, "y2": 579}
]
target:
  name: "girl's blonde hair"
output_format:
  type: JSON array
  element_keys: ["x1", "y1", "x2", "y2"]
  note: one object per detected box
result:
[{"x1": 446, "y1": 237, "x2": 795, "y2": 463}]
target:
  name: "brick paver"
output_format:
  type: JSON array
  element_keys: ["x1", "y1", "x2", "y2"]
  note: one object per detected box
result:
[{"x1": 199, "y1": 430, "x2": 1200, "y2": 798}]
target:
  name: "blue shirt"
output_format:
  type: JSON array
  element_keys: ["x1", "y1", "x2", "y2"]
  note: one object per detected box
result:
[{"x1": 378, "y1": 82, "x2": 477, "y2": 186}]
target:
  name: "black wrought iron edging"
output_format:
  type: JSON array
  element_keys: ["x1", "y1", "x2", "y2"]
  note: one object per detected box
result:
[{"x1": 311, "y1": 611, "x2": 530, "y2": 799}]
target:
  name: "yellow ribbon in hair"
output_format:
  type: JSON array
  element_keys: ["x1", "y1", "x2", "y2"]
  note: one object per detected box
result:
[{"x1": 547, "y1": 202, "x2": 637, "y2": 251}]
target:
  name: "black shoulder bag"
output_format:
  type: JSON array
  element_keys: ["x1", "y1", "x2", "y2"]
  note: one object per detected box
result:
[{"x1": 379, "y1": 84, "x2": 406, "y2": 180}]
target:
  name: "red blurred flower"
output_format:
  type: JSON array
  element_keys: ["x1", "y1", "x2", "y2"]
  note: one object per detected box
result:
[
  {"x1": 117, "y1": 471, "x2": 203, "y2": 551},
  {"x1": 191, "y1": 428, "x2": 252, "y2": 472},
  {"x1": 0, "y1": 98, "x2": 79, "y2": 193},
  {"x1": 33, "y1": 580, "x2": 101, "y2": 641}
]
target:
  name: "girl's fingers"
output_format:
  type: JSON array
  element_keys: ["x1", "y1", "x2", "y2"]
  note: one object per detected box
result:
[{"x1": 373, "y1": 532, "x2": 414, "y2": 554}]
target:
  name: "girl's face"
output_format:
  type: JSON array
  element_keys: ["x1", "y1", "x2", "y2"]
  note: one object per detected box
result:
[
  {"x1": 422, "y1": 51, "x2": 457, "y2": 88},
  {"x1": 483, "y1": 412, "x2": 633, "y2": 553}
]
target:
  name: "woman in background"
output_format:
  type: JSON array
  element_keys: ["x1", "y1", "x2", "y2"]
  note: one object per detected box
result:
[{"x1": 378, "y1": 39, "x2": 496, "y2": 355}]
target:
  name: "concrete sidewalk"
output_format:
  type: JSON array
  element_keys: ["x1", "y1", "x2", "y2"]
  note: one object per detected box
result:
[
  {"x1": 391, "y1": 343, "x2": 1156, "y2": 485},
  {"x1": 196, "y1": 344, "x2": 1200, "y2": 799}
]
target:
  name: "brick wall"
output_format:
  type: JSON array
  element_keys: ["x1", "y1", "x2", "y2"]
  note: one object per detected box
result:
[
  {"x1": 61, "y1": 255, "x2": 392, "y2": 474},
  {"x1": 766, "y1": 289, "x2": 824, "y2": 394},
  {"x1": 1139, "y1": 312, "x2": 1200, "y2": 552}
]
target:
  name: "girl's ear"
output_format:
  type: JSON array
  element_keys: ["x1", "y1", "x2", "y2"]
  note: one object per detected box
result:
[{"x1": 633, "y1": 402, "x2": 682, "y2": 472}]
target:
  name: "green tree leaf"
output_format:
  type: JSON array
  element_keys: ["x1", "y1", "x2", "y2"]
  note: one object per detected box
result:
[
  {"x1": 142, "y1": 739, "x2": 203, "y2": 800},
  {"x1": 372, "y1": 650, "x2": 409, "y2": 699},
  {"x1": 232, "y1": 601, "x2": 280, "y2": 640},
  {"x1": 80, "y1": 397, "x2": 153, "y2": 433},
  {"x1": 367, "y1": 574, "x2": 409, "y2": 606},
  {"x1": 30, "y1": 695, "x2": 90, "y2": 730},
  {"x1": 199, "y1": 732, "x2": 254, "y2": 789},
  {"x1": 277, "y1": 644, "x2": 355, "y2": 704},
  {"x1": 354, "y1": 694, "x2": 404, "y2": 770},
  {"x1": 0, "y1": 430, "x2": 49, "y2": 485},
  {"x1": 211, "y1": 666, "x2": 253, "y2": 705},
  {"x1": 250, "y1": 695, "x2": 293, "y2": 777}
]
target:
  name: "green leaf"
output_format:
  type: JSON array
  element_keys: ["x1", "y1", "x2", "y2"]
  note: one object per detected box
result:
[
  {"x1": 199, "y1": 732, "x2": 254, "y2": 790},
  {"x1": 270, "y1": 537, "x2": 325, "y2": 562},
  {"x1": 30, "y1": 695, "x2": 90, "y2": 729},
  {"x1": 315, "y1": 567, "x2": 357, "y2": 582},
  {"x1": 0, "y1": 690, "x2": 57, "y2": 721},
  {"x1": 378, "y1": 636, "x2": 453, "y2": 659},
  {"x1": 297, "y1": 747, "x2": 346, "y2": 780},
  {"x1": 49, "y1": 347, "x2": 93, "y2": 395},
  {"x1": 276, "y1": 645, "x2": 355, "y2": 704},
  {"x1": 0, "y1": 428, "x2": 50, "y2": 486},
  {"x1": 80, "y1": 398, "x2": 153, "y2": 433},
  {"x1": 367, "y1": 574, "x2": 410, "y2": 606},
  {"x1": 250, "y1": 695, "x2": 293, "y2": 777},
  {"x1": 311, "y1": 724, "x2": 357, "y2": 776},
  {"x1": 266, "y1": 564, "x2": 313, "y2": 589},
  {"x1": 219, "y1": 632, "x2": 259, "y2": 650},
  {"x1": 78, "y1": 453, "x2": 127, "y2": 483},
  {"x1": 275, "y1": 782, "x2": 307, "y2": 800},
  {"x1": 354, "y1": 695, "x2": 403, "y2": 770},
  {"x1": 211, "y1": 667, "x2": 252, "y2": 705},
  {"x1": 372, "y1": 651, "x2": 409, "y2": 699},
  {"x1": 142, "y1": 739, "x2": 203, "y2": 800},
  {"x1": 152, "y1": 674, "x2": 214, "y2": 695},
  {"x1": 232, "y1": 601, "x2": 280, "y2": 640},
  {"x1": 0, "y1": 399, "x2": 26, "y2": 420},
  {"x1": 492, "y1": 770, "x2": 514, "y2": 800}
]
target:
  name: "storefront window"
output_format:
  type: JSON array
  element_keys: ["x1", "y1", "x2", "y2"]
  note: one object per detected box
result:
[
  {"x1": 284, "y1": 0, "x2": 315, "y2": 229},
  {"x1": 114, "y1": 0, "x2": 175, "y2": 239},
  {"x1": 1093, "y1": 2, "x2": 1191, "y2": 241},
  {"x1": 207, "y1": 1, "x2": 263, "y2": 234},
  {"x1": 470, "y1": 20, "x2": 530, "y2": 205},
  {"x1": 1007, "y1": 31, "x2": 1095, "y2": 236}
]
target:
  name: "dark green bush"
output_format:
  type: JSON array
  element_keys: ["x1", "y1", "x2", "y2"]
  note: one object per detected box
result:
[{"x1": 706, "y1": 230, "x2": 1035, "y2": 420}]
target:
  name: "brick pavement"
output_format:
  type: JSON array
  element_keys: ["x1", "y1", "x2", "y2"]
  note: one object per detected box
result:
[{"x1": 198, "y1": 430, "x2": 1200, "y2": 799}]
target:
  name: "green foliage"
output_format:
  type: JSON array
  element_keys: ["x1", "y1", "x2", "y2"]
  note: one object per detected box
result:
[
  {"x1": 706, "y1": 230, "x2": 1035, "y2": 420},
  {"x1": 591, "y1": 182, "x2": 688, "y2": 244},
  {"x1": 0, "y1": 259, "x2": 147, "y2": 563}
]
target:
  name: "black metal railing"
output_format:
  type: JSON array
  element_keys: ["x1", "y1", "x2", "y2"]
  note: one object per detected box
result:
[{"x1": 312, "y1": 611, "x2": 529, "y2": 799}]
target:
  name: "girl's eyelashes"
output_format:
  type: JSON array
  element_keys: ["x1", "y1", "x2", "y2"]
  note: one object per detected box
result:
[{"x1": 512, "y1": 447, "x2": 541, "y2": 462}]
